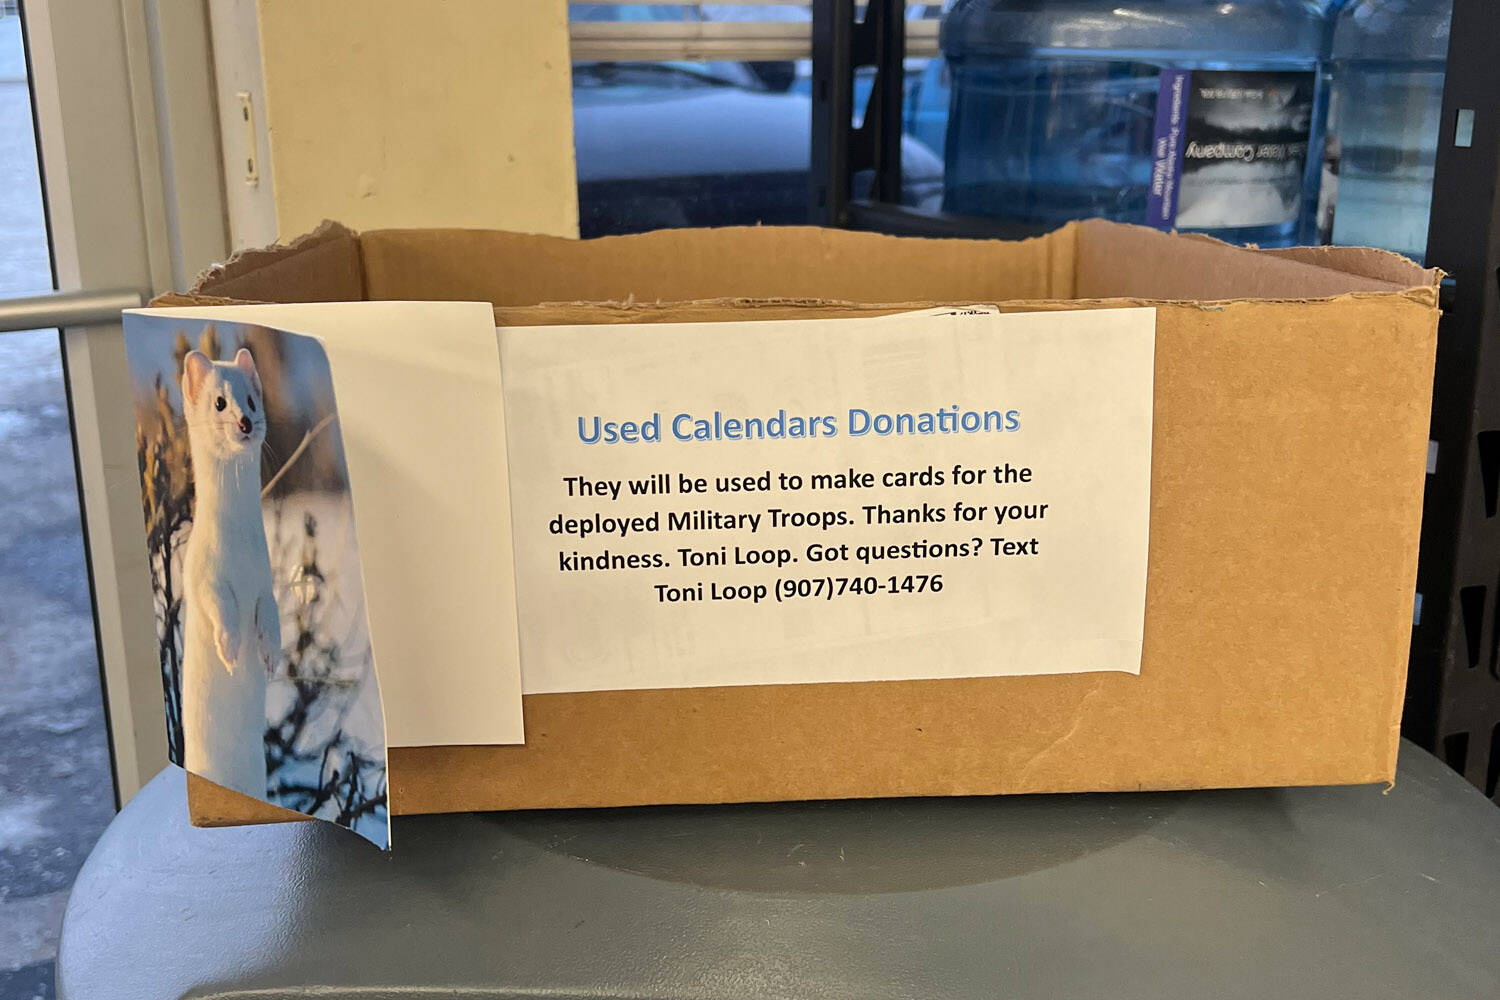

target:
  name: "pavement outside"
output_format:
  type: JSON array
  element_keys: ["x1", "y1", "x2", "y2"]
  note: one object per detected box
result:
[{"x1": 0, "y1": 13, "x2": 118, "y2": 1000}]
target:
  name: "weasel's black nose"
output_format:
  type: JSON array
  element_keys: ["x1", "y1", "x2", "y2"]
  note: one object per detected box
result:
[{"x1": 239, "y1": 416, "x2": 252, "y2": 434}]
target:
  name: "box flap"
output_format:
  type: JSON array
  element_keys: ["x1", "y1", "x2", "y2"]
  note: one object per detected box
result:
[{"x1": 1227, "y1": 243, "x2": 1439, "y2": 289}]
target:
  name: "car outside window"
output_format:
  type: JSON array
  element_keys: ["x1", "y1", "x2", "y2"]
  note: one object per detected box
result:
[{"x1": 569, "y1": 3, "x2": 948, "y2": 237}]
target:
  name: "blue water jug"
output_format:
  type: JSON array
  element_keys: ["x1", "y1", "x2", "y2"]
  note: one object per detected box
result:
[
  {"x1": 941, "y1": 0, "x2": 1328, "y2": 247},
  {"x1": 1320, "y1": 0, "x2": 1451, "y2": 261}
]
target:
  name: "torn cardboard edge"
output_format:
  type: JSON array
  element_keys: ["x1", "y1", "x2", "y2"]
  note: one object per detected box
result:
[
  {"x1": 188, "y1": 219, "x2": 366, "y2": 303},
  {"x1": 175, "y1": 218, "x2": 1439, "y2": 311},
  {"x1": 485, "y1": 291, "x2": 1439, "y2": 330},
  {"x1": 157, "y1": 219, "x2": 1438, "y2": 830}
]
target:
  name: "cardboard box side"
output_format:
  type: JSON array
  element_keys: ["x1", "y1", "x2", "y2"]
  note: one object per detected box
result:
[
  {"x1": 354, "y1": 224, "x2": 1080, "y2": 305},
  {"x1": 188, "y1": 220, "x2": 366, "y2": 303},
  {"x1": 1375, "y1": 293, "x2": 1441, "y2": 784},
  {"x1": 1175, "y1": 229, "x2": 1440, "y2": 289},
  {"x1": 188, "y1": 292, "x2": 1436, "y2": 826},
  {"x1": 1237, "y1": 245, "x2": 1439, "y2": 289},
  {"x1": 1075, "y1": 220, "x2": 1432, "y2": 300}
]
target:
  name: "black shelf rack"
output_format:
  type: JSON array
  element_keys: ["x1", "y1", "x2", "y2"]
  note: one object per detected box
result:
[{"x1": 811, "y1": 0, "x2": 1500, "y2": 800}]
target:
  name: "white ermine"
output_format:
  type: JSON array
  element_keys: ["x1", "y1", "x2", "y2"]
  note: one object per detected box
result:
[{"x1": 180, "y1": 348, "x2": 280, "y2": 798}]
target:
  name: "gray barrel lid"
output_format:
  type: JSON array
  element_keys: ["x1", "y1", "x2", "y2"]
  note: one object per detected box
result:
[{"x1": 58, "y1": 741, "x2": 1500, "y2": 999}]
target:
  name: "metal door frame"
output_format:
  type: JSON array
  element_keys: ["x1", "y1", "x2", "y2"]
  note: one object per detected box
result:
[{"x1": 16, "y1": 0, "x2": 228, "y2": 804}]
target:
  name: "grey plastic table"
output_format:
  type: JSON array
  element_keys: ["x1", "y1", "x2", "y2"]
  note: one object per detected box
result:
[{"x1": 58, "y1": 740, "x2": 1500, "y2": 999}]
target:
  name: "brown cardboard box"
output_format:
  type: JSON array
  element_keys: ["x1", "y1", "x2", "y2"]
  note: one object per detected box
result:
[{"x1": 157, "y1": 219, "x2": 1441, "y2": 827}]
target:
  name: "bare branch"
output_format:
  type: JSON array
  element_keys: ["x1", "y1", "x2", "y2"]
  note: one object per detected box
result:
[{"x1": 261, "y1": 413, "x2": 337, "y2": 498}]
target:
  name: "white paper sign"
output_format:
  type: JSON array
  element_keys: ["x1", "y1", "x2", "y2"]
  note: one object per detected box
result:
[{"x1": 500, "y1": 307, "x2": 1156, "y2": 695}]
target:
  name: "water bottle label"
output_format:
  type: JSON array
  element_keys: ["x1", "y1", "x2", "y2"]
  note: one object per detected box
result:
[{"x1": 1147, "y1": 69, "x2": 1315, "y2": 234}]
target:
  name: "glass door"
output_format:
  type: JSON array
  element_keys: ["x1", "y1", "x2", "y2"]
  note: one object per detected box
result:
[
  {"x1": 0, "y1": 7, "x2": 113, "y2": 998},
  {"x1": 1, "y1": 1, "x2": 224, "y2": 995}
]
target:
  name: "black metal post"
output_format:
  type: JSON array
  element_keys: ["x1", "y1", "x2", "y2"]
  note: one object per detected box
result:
[
  {"x1": 1409, "y1": 0, "x2": 1500, "y2": 798},
  {"x1": 868, "y1": 0, "x2": 904, "y2": 205},
  {"x1": 810, "y1": 0, "x2": 905, "y2": 227},
  {"x1": 810, "y1": 0, "x2": 856, "y2": 226}
]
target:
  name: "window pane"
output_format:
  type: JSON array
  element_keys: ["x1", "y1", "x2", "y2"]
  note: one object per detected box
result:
[
  {"x1": 573, "y1": 57, "x2": 816, "y2": 236},
  {"x1": 571, "y1": 4, "x2": 810, "y2": 235},
  {"x1": 0, "y1": 7, "x2": 114, "y2": 1000},
  {"x1": 570, "y1": 3, "x2": 947, "y2": 236}
]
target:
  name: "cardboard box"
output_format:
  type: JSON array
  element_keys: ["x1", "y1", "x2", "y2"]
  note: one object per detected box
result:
[{"x1": 156, "y1": 219, "x2": 1441, "y2": 827}]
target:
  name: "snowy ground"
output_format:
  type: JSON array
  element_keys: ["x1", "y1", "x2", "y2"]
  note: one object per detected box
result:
[{"x1": 0, "y1": 13, "x2": 116, "y2": 1000}]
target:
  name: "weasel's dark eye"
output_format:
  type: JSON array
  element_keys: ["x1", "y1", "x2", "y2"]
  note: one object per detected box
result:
[
  {"x1": 247, "y1": 396, "x2": 256, "y2": 413},
  {"x1": 214, "y1": 396, "x2": 226, "y2": 411}
]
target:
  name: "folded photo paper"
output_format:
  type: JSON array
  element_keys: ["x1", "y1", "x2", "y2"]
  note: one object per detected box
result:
[{"x1": 123, "y1": 314, "x2": 391, "y2": 847}]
